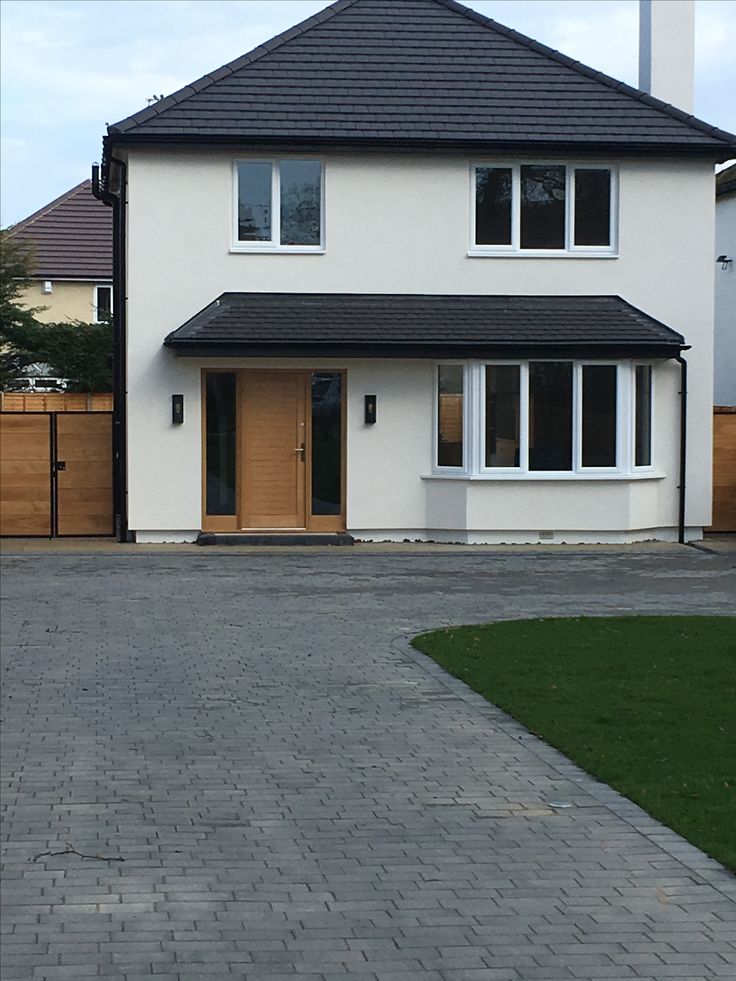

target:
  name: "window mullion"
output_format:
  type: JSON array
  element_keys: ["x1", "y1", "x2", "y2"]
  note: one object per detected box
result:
[
  {"x1": 512, "y1": 165, "x2": 520, "y2": 250},
  {"x1": 568, "y1": 167, "x2": 574, "y2": 249},
  {"x1": 573, "y1": 362, "x2": 582, "y2": 472},
  {"x1": 273, "y1": 162, "x2": 280, "y2": 247},
  {"x1": 520, "y1": 363, "x2": 529, "y2": 471}
]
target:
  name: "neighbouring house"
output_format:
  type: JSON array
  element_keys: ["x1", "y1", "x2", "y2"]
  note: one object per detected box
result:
[
  {"x1": 715, "y1": 164, "x2": 736, "y2": 408},
  {"x1": 7, "y1": 180, "x2": 113, "y2": 326},
  {"x1": 95, "y1": 0, "x2": 736, "y2": 545}
]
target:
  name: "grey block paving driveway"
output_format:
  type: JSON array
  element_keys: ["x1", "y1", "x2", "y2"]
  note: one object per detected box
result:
[{"x1": 1, "y1": 546, "x2": 735, "y2": 981}]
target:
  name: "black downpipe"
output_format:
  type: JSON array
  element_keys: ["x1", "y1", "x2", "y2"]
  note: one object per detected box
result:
[
  {"x1": 675, "y1": 354, "x2": 688, "y2": 545},
  {"x1": 92, "y1": 159, "x2": 129, "y2": 542}
]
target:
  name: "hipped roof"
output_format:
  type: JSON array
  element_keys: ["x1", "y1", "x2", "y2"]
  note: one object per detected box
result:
[
  {"x1": 108, "y1": 0, "x2": 736, "y2": 157},
  {"x1": 7, "y1": 180, "x2": 113, "y2": 281},
  {"x1": 164, "y1": 292, "x2": 686, "y2": 359}
]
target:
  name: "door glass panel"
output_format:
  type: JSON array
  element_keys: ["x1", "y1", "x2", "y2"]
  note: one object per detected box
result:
[
  {"x1": 582, "y1": 365, "x2": 617, "y2": 467},
  {"x1": 437, "y1": 365, "x2": 464, "y2": 467},
  {"x1": 206, "y1": 372, "x2": 237, "y2": 514},
  {"x1": 635, "y1": 365, "x2": 653, "y2": 466},
  {"x1": 485, "y1": 365, "x2": 520, "y2": 467},
  {"x1": 280, "y1": 160, "x2": 321, "y2": 246},
  {"x1": 529, "y1": 362, "x2": 573, "y2": 470},
  {"x1": 311, "y1": 373, "x2": 341, "y2": 515},
  {"x1": 237, "y1": 162, "x2": 272, "y2": 241},
  {"x1": 475, "y1": 168, "x2": 512, "y2": 245},
  {"x1": 574, "y1": 169, "x2": 611, "y2": 246},
  {"x1": 520, "y1": 165, "x2": 566, "y2": 249}
]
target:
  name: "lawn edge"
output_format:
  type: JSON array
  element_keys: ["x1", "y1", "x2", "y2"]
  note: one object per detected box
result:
[{"x1": 393, "y1": 632, "x2": 736, "y2": 895}]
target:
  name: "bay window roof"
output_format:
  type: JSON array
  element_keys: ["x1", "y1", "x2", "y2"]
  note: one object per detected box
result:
[{"x1": 164, "y1": 293, "x2": 686, "y2": 359}]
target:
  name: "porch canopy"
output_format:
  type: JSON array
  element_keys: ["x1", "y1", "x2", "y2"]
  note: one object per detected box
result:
[{"x1": 164, "y1": 293, "x2": 686, "y2": 360}]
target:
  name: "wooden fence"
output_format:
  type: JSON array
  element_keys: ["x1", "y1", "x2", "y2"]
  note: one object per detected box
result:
[
  {"x1": 0, "y1": 392, "x2": 113, "y2": 413},
  {"x1": 709, "y1": 406, "x2": 736, "y2": 533}
]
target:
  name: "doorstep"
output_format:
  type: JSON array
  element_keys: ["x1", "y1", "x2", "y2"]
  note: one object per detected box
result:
[{"x1": 196, "y1": 532, "x2": 355, "y2": 547}]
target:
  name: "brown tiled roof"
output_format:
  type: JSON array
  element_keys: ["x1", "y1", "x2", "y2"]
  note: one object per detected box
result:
[{"x1": 7, "y1": 180, "x2": 112, "y2": 280}]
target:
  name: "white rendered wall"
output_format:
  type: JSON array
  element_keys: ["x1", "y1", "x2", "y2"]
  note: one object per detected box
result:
[
  {"x1": 125, "y1": 150, "x2": 714, "y2": 538},
  {"x1": 715, "y1": 192, "x2": 736, "y2": 406},
  {"x1": 639, "y1": 0, "x2": 694, "y2": 113}
]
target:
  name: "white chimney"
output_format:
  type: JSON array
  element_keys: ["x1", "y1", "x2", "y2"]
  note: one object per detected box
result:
[{"x1": 639, "y1": 0, "x2": 694, "y2": 113}]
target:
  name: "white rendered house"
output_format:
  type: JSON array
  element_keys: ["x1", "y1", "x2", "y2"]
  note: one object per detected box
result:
[{"x1": 95, "y1": 0, "x2": 736, "y2": 545}]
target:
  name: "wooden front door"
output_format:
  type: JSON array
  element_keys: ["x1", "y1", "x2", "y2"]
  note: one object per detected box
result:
[{"x1": 240, "y1": 371, "x2": 307, "y2": 529}]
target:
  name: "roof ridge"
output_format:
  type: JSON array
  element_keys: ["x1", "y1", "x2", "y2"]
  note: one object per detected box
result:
[
  {"x1": 433, "y1": 0, "x2": 735, "y2": 147},
  {"x1": 7, "y1": 180, "x2": 92, "y2": 235},
  {"x1": 109, "y1": 0, "x2": 361, "y2": 134}
]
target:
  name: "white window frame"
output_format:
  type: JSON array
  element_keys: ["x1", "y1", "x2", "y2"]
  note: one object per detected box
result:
[
  {"x1": 469, "y1": 162, "x2": 618, "y2": 258},
  {"x1": 231, "y1": 159, "x2": 325, "y2": 254},
  {"x1": 93, "y1": 284, "x2": 113, "y2": 323},
  {"x1": 434, "y1": 360, "x2": 654, "y2": 479}
]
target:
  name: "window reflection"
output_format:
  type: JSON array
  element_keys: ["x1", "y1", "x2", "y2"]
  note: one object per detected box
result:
[
  {"x1": 438, "y1": 365, "x2": 464, "y2": 467},
  {"x1": 521, "y1": 165, "x2": 566, "y2": 249},
  {"x1": 485, "y1": 365, "x2": 520, "y2": 467},
  {"x1": 206, "y1": 373, "x2": 237, "y2": 514},
  {"x1": 311, "y1": 373, "x2": 341, "y2": 515}
]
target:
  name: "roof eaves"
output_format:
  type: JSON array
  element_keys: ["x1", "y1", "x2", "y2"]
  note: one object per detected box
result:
[{"x1": 107, "y1": 0, "x2": 360, "y2": 135}]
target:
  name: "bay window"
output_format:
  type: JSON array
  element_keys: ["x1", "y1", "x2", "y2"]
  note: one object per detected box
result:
[
  {"x1": 436, "y1": 362, "x2": 654, "y2": 475},
  {"x1": 472, "y1": 163, "x2": 616, "y2": 254}
]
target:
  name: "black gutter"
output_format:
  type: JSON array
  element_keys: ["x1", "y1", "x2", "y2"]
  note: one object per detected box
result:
[
  {"x1": 105, "y1": 132, "x2": 736, "y2": 161},
  {"x1": 92, "y1": 159, "x2": 129, "y2": 543},
  {"x1": 164, "y1": 342, "x2": 686, "y2": 360},
  {"x1": 676, "y1": 354, "x2": 688, "y2": 545}
]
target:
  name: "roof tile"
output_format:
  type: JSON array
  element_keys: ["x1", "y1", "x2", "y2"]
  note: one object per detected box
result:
[{"x1": 108, "y1": 0, "x2": 736, "y2": 154}]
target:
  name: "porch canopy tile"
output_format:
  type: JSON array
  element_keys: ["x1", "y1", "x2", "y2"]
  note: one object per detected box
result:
[{"x1": 163, "y1": 292, "x2": 686, "y2": 359}]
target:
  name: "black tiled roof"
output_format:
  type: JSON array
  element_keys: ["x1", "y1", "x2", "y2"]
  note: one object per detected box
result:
[
  {"x1": 7, "y1": 180, "x2": 112, "y2": 280},
  {"x1": 164, "y1": 293, "x2": 686, "y2": 358},
  {"x1": 716, "y1": 163, "x2": 736, "y2": 198},
  {"x1": 108, "y1": 0, "x2": 736, "y2": 155}
]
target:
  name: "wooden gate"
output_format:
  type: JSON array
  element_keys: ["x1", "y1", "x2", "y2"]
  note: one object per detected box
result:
[
  {"x1": 0, "y1": 412, "x2": 113, "y2": 537},
  {"x1": 709, "y1": 407, "x2": 736, "y2": 533}
]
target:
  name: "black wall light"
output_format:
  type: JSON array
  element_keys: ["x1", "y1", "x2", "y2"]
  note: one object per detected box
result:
[
  {"x1": 364, "y1": 395, "x2": 377, "y2": 425},
  {"x1": 172, "y1": 394, "x2": 184, "y2": 425}
]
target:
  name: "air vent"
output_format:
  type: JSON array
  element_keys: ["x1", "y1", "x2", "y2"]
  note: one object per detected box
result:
[{"x1": 539, "y1": 530, "x2": 554, "y2": 541}]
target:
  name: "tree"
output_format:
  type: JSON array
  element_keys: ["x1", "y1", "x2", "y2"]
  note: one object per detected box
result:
[
  {"x1": 0, "y1": 228, "x2": 43, "y2": 388},
  {"x1": 0, "y1": 228, "x2": 113, "y2": 392}
]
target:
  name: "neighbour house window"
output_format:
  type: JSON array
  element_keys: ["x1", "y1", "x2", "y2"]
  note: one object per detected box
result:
[
  {"x1": 472, "y1": 164, "x2": 616, "y2": 254},
  {"x1": 436, "y1": 362, "x2": 653, "y2": 476},
  {"x1": 234, "y1": 159, "x2": 323, "y2": 250},
  {"x1": 94, "y1": 285, "x2": 113, "y2": 323}
]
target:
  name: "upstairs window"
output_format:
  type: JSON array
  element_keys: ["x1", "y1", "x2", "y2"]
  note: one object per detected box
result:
[
  {"x1": 473, "y1": 163, "x2": 616, "y2": 254},
  {"x1": 234, "y1": 159, "x2": 323, "y2": 251}
]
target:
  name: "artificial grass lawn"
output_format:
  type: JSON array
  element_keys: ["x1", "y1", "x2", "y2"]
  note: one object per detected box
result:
[{"x1": 412, "y1": 616, "x2": 736, "y2": 871}]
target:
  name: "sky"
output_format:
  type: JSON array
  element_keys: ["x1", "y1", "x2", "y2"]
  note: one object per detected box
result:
[{"x1": 1, "y1": 0, "x2": 735, "y2": 227}]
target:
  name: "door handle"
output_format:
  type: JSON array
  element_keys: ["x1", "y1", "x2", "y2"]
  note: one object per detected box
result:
[{"x1": 294, "y1": 443, "x2": 305, "y2": 459}]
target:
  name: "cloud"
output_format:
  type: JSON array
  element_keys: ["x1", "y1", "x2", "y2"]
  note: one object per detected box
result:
[{"x1": 2, "y1": 0, "x2": 734, "y2": 225}]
